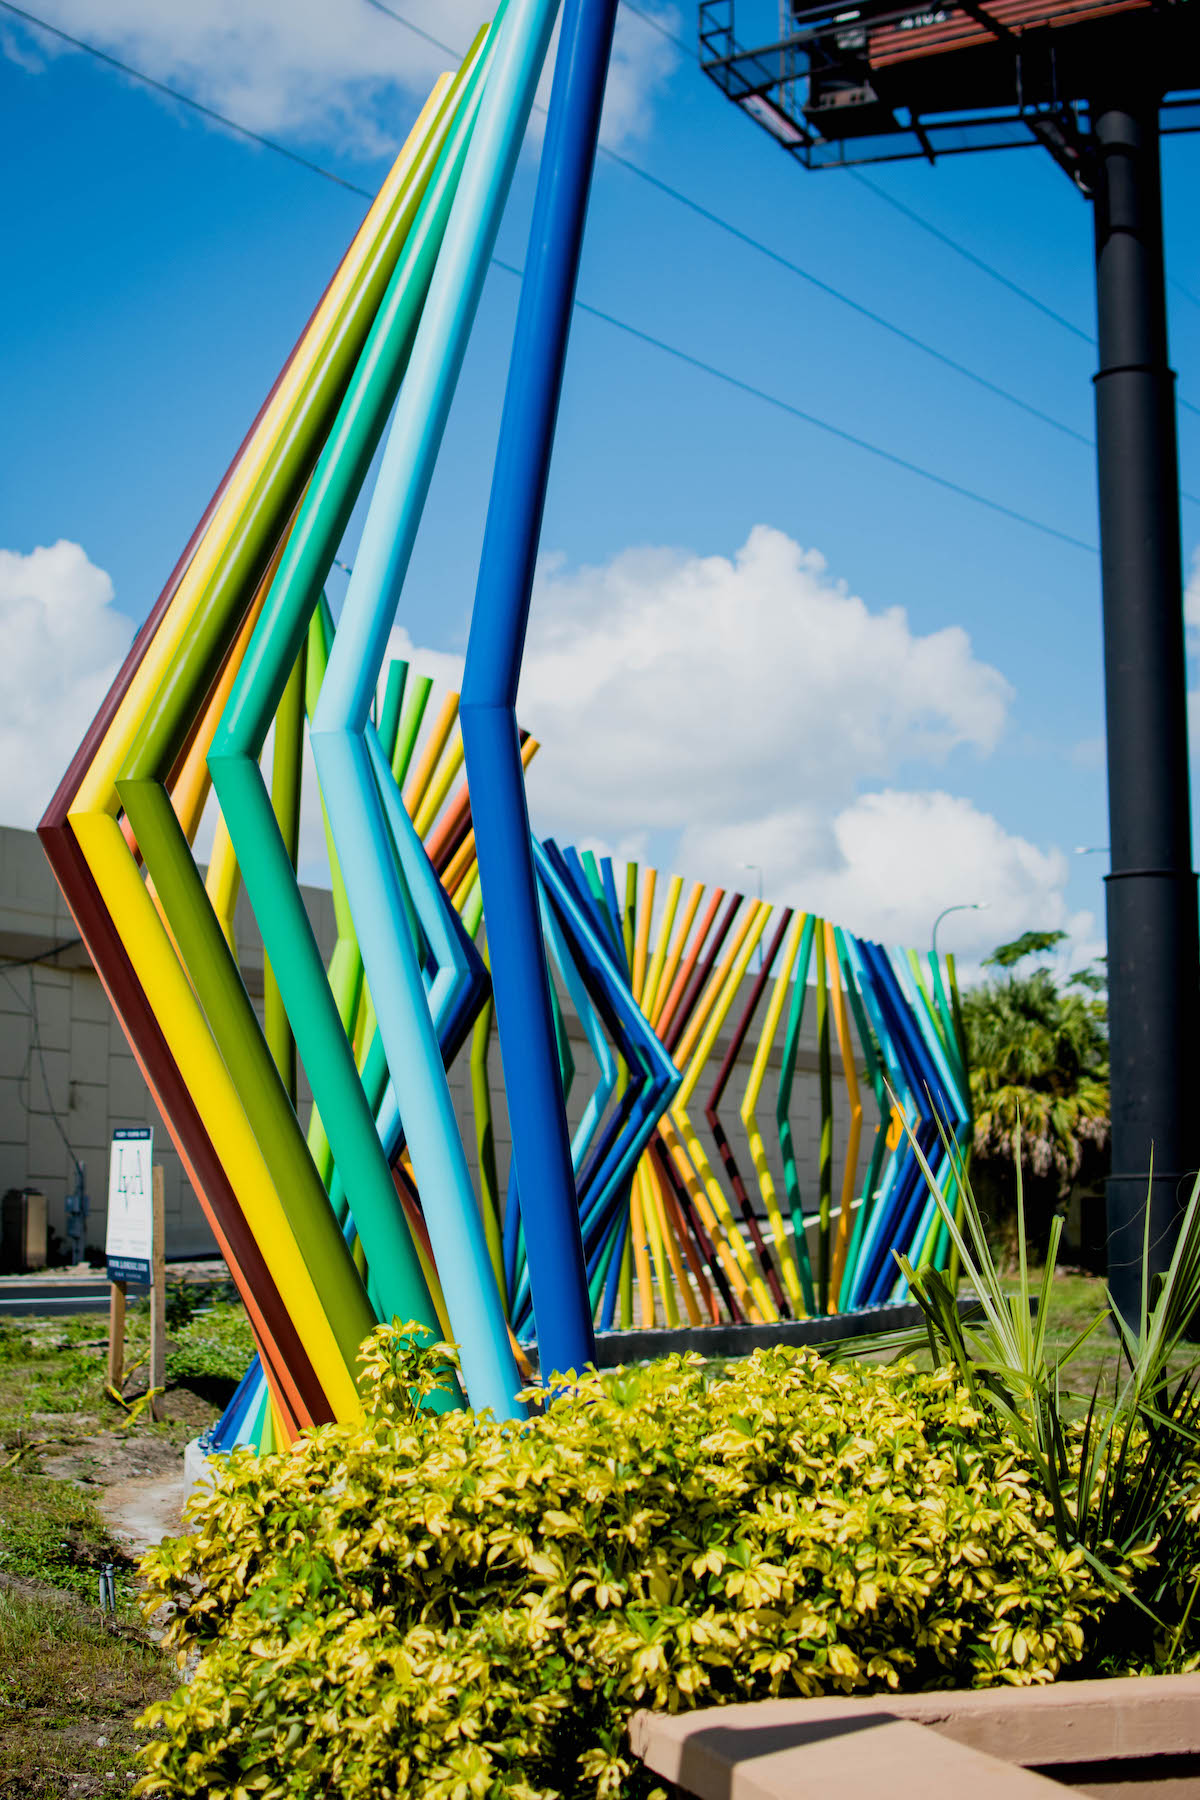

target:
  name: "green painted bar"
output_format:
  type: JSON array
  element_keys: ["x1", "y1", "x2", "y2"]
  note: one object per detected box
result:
[
  {"x1": 264, "y1": 648, "x2": 305, "y2": 1105},
  {"x1": 391, "y1": 672, "x2": 433, "y2": 787},
  {"x1": 776, "y1": 912, "x2": 817, "y2": 1314},
  {"x1": 115, "y1": 776, "x2": 376, "y2": 1376},
  {"x1": 470, "y1": 952, "x2": 508, "y2": 1308},
  {"x1": 200, "y1": 35, "x2": 500, "y2": 1356}
]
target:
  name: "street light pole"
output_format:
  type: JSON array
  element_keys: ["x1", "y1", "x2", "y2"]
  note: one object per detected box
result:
[
  {"x1": 740, "y1": 862, "x2": 764, "y2": 971},
  {"x1": 931, "y1": 901, "x2": 988, "y2": 963}
]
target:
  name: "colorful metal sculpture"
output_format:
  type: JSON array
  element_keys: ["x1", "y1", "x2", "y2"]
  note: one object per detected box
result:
[{"x1": 40, "y1": 3, "x2": 973, "y2": 1453}]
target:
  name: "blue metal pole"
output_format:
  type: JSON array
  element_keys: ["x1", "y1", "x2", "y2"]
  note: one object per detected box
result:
[{"x1": 459, "y1": 0, "x2": 618, "y2": 1378}]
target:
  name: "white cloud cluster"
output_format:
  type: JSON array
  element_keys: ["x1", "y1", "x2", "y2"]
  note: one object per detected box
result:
[
  {"x1": 11, "y1": 0, "x2": 680, "y2": 155},
  {"x1": 398, "y1": 523, "x2": 1074, "y2": 955},
  {"x1": 515, "y1": 525, "x2": 1091, "y2": 953},
  {"x1": 518, "y1": 526, "x2": 1012, "y2": 839},
  {"x1": 677, "y1": 791, "x2": 1083, "y2": 962},
  {"x1": 2, "y1": 525, "x2": 1084, "y2": 961},
  {"x1": 0, "y1": 542, "x2": 133, "y2": 827}
]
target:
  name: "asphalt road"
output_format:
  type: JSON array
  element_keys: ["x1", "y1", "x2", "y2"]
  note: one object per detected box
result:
[{"x1": 0, "y1": 1278, "x2": 125, "y2": 1316}]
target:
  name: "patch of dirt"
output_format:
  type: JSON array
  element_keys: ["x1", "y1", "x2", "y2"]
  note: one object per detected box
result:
[{"x1": 41, "y1": 1431, "x2": 186, "y2": 1560}]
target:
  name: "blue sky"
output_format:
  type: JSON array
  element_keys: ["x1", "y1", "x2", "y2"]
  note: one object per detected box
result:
[{"x1": 2, "y1": 0, "x2": 1198, "y2": 968}]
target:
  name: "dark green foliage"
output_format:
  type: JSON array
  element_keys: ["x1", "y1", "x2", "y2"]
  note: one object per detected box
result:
[
  {"x1": 962, "y1": 937, "x2": 1109, "y2": 1250},
  {"x1": 165, "y1": 1302, "x2": 255, "y2": 1390}
]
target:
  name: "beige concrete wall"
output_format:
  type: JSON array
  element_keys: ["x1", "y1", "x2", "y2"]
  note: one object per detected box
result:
[{"x1": 0, "y1": 826, "x2": 862, "y2": 1264}]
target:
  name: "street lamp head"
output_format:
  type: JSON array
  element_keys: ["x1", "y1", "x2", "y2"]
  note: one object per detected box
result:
[{"x1": 931, "y1": 899, "x2": 989, "y2": 957}]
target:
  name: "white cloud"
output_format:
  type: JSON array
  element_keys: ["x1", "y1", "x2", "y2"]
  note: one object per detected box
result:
[
  {"x1": 389, "y1": 522, "x2": 1075, "y2": 955},
  {"x1": 1185, "y1": 545, "x2": 1200, "y2": 635},
  {"x1": 11, "y1": 526, "x2": 1077, "y2": 962},
  {"x1": 9, "y1": 0, "x2": 680, "y2": 155},
  {"x1": 509, "y1": 524, "x2": 1099, "y2": 953},
  {"x1": 677, "y1": 789, "x2": 1075, "y2": 957},
  {"x1": 0, "y1": 542, "x2": 134, "y2": 828},
  {"x1": 517, "y1": 524, "x2": 1012, "y2": 836}
]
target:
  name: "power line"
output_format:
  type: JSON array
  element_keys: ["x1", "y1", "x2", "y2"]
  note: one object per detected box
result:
[
  {"x1": 618, "y1": 1, "x2": 696, "y2": 58},
  {"x1": 845, "y1": 170, "x2": 1097, "y2": 345},
  {"x1": 490, "y1": 256, "x2": 1097, "y2": 553},
  {"x1": 361, "y1": 0, "x2": 1197, "y2": 452},
  {"x1": 598, "y1": 145, "x2": 1094, "y2": 447},
  {"x1": 357, "y1": 0, "x2": 453, "y2": 58},
  {"x1": 619, "y1": 1, "x2": 1105, "y2": 355},
  {"x1": 625, "y1": 0, "x2": 1200, "y2": 417},
  {"x1": 0, "y1": 0, "x2": 1171, "y2": 541},
  {"x1": 15, "y1": 0, "x2": 1189, "y2": 455}
]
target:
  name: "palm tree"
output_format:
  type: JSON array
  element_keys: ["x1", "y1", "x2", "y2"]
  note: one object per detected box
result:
[{"x1": 960, "y1": 931, "x2": 1109, "y2": 1255}]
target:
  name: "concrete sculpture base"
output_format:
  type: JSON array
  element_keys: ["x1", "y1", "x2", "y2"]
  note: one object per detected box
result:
[{"x1": 633, "y1": 1674, "x2": 1200, "y2": 1798}]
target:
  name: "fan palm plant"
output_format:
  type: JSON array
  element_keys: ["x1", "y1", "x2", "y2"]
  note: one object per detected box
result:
[{"x1": 961, "y1": 934, "x2": 1109, "y2": 1255}]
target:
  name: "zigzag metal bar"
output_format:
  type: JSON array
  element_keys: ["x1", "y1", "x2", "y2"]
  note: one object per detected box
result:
[{"x1": 42, "y1": 0, "x2": 976, "y2": 1453}]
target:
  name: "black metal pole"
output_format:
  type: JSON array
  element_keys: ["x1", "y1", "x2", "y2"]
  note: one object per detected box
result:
[{"x1": 1092, "y1": 90, "x2": 1200, "y2": 1326}]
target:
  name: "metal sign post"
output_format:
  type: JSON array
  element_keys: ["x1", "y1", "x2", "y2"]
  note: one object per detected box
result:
[{"x1": 105, "y1": 1129, "x2": 166, "y2": 1417}]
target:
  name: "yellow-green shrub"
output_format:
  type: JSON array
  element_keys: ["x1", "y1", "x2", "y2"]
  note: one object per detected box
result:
[{"x1": 136, "y1": 1330, "x2": 1112, "y2": 1800}]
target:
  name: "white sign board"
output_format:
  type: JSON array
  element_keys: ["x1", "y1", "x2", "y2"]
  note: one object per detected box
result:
[{"x1": 106, "y1": 1127, "x2": 154, "y2": 1285}]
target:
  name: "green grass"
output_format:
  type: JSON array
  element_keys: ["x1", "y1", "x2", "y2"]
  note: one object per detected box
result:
[
  {"x1": 0, "y1": 1584, "x2": 171, "y2": 1798},
  {"x1": 0, "y1": 1467, "x2": 173, "y2": 1797},
  {"x1": 165, "y1": 1301, "x2": 255, "y2": 1388},
  {"x1": 0, "y1": 1300, "x2": 249, "y2": 1460},
  {"x1": 0, "y1": 1303, "x2": 246, "y2": 1797},
  {"x1": 0, "y1": 1469, "x2": 132, "y2": 1604}
]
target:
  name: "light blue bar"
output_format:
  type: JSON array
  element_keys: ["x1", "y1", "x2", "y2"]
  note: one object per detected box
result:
[{"x1": 311, "y1": 0, "x2": 560, "y2": 1418}]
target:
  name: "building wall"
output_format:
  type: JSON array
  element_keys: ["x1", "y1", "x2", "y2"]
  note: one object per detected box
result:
[{"x1": 0, "y1": 826, "x2": 866, "y2": 1263}]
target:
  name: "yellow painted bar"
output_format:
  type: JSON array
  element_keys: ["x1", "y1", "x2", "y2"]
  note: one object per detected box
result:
[
  {"x1": 635, "y1": 1157, "x2": 677, "y2": 1327},
  {"x1": 670, "y1": 903, "x2": 779, "y2": 1321},
  {"x1": 658, "y1": 1114, "x2": 755, "y2": 1315},
  {"x1": 631, "y1": 866, "x2": 656, "y2": 1001},
  {"x1": 640, "y1": 873, "x2": 682, "y2": 1024},
  {"x1": 657, "y1": 899, "x2": 768, "y2": 1315},
  {"x1": 169, "y1": 544, "x2": 279, "y2": 842},
  {"x1": 451, "y1": 865, "x2": 480, "y2": 915},
  {"x1": 671, "y1": 898, "x2": 762, "y2": 1074},
  {"x1": 73, "y1": 84, "x2": 453, "y2": 818},
  {"x1": 205, "y1": 813, "x2": 243, "y2": 956},
  {"x1": 649, "y1": 880, "x2": 705, "y2": 1029},
  {"x1": 403, "y1": 692, "x2": 459, "y2": 816},
  {"x1": 646, "y1": 1156, "x2": 698, "y2": 1325},
  {"x1": 412, "y1": 725, "x2": 464, "y2": 838},
  {"x1": 827, "y1": 919, "x2": 863, "y2": 1311},
  {"x1": 740, "y1": 911, "x2": 808, "y2": 1314},
  {"x1": 675, "y1": 901, "x2": 766, "y2": 1109},
  {"x1": 629, "y1": 1177, "x2": 655, "y2": 1327},
  {"x1": 67, "y1": 90, "x2": 463, "y2": 1394},
  {"x1": 631, "y1": 870, "x2": 685, "y2": 1324},
  {"x1": 69, "y1": 812, "x2": 362, "y2": 1421}
]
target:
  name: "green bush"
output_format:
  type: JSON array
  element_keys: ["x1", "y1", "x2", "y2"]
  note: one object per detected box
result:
[
  {"x1": 136, "y1": 1329, "x2": 1113, "y2": 1800},
  {"x1": 165, "y1": 1303, "x2": 255, "y2": 1390}
]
